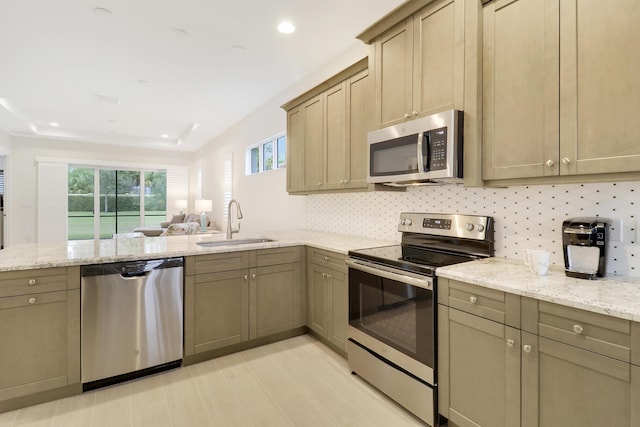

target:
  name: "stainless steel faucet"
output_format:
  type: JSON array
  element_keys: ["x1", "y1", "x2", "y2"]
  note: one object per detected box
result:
[{"x1": 226, "y1": 199, "x2": 243, "y2": 239}]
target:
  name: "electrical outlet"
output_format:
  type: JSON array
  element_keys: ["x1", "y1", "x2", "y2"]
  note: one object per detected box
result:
[{"x1": 609, "y1": 218, "x2": 623, "y2": 243}]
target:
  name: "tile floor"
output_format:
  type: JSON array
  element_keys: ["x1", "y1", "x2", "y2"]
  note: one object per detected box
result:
[{"x1": 0, "y1": 335, "x2": 426, "y2": 426}]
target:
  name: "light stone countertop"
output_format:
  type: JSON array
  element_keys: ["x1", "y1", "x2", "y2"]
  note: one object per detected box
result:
[
  {"x1": 437, "y1": 257, "x2": 640, "y2": 322},
  {"x1": 0, "y1": 229, "x2": 396, "y2": 272}
]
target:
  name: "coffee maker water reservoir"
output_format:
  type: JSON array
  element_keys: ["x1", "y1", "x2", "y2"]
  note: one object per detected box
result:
[{"x1": 562, "y1": 217, "x2": 610, "y2": 279}]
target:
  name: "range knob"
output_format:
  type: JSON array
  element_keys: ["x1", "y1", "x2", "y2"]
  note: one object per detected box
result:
[
  {"x1": 400, "y1": 218, "x2": 413, "y2": 226},
  {"x1": 476, "y1": 224, "x2": 485, "y2": 232},
  {"x1": 466, "y1": 223, "x2": 474, "y2": 231}
]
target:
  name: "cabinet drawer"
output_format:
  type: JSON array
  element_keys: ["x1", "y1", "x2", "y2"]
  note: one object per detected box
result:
[
  {"x1": 307, "y1": 247, "x2": 346, "y2": 271},
  {"x1": 192, "y1": 251, "x2": 250, "y2": 275},
  {"x1": 533, "y1": 300, "x2": 632, "y2": 363},
  {"x1": 439, "y1": 278, "x2": 520, "y2": 328},
  {"x1": 0, "y1": 290, "x2": 67, "y2": 310},
  {"x1": 0, "y1": 268, "x2": 67, "y2": 298},
  {"x1": 253, "y1": 246, "x2": 300, "y2": 267}
]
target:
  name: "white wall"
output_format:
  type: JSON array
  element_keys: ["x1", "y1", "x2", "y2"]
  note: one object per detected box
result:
[
  {"x1": 193, "y1": 41, "x2": 370, "y2": 233},
  {"x1": 9, "y1": 136, "x2": 191, "y2": 245}
]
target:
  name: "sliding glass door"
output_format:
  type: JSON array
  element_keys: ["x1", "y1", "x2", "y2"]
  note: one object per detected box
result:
[{"x1": 68, "y1": 167, "x2": 166, "y2": 240}]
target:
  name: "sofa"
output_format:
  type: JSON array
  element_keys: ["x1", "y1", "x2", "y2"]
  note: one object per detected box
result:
[{"x1": 133, "y1": 213, "x2": 210, "y2": 237}]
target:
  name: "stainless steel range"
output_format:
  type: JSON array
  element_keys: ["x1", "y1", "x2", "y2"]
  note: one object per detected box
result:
[{"x1": 347, "y1": 213, "x2": 494, "y2": 426}]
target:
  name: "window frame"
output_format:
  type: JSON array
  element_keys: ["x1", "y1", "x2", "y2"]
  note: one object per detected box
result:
[{"x1": 245, "y1": 132, "x2": 286, "y2": 175}]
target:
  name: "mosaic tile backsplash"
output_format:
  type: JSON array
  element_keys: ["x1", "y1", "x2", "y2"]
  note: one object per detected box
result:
[{"x1": 307, "y1": 182, "x2": 640, "y2": 277}]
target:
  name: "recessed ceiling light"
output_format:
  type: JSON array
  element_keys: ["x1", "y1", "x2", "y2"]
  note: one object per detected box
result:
[
  {"x1": 93, "y1": 7, "x2": 113, "y2": 15},
  {"x1": 161, "y1": 134, "x2": 169, "y2": 138},
  {"x1": 94, "y1": 94, "x2": 121, "y2": 105},
  {"x1": 49, "y1": 122, "x2": 59, "y2": 127},
  {"x1": 137, "y1": 79, "x2": 149, "y2": 84},
  {"x1": 277, "y1": 21, "x2": 295, "y2": 34}
]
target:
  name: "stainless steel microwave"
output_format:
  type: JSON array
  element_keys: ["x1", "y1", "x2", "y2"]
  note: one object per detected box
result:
[{"x1": 367, "y1": 110, "x2": 463, "y2": 186}]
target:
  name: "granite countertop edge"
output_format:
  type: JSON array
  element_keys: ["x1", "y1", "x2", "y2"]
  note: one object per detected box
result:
[{"x1": 437, "y1": 257, "x2": 640, "y2": 322}]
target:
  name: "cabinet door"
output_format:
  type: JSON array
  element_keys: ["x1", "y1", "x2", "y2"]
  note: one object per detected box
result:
[
  {"x1": 303, "y1": 95, "x2": 325, "y2": 191},
  {"x1": 345, "y1": 68, "x2": 371, "y2": 189},
  {"x1": 559, "y1": 0, "x2": 640, "y2": 175},
  {"x1": 442, "y1": 306, "x2": 520, "y2": 427},
  {"x1": 374, "y1": 19, "x2": 414, "y2": 128},
  {"x1": 328, "y1": 268, "x2": 347, "y2": 351},
  {"x1": 482, "y1": 0, "x2": 560, "y2": 180},
  {"x1": 191, "y1": 270, "x2": 249, "y2": 354},
  {"x1": 250, "y1": 263, "x2": 302, "y2": 339},
  {"x1": 0, "y1": 291, "x2": 76, "y2": 401},
  {"x1": 413, "y1": 0, "x2": 462, "y2": 117},
  {"x1": 324, "y1": 82, "x2": 348, "y2": 190},
  {"x1": 307, "y1": 263, "x2": 330, "y2": 337},
  {"x1": 286, "y1": 105, "x2": 305, "y2": 193},
  {"x1": 522, "y1": 333, "x2": 640, "y2": 427}
]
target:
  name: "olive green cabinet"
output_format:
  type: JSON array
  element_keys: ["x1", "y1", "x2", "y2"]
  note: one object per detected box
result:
[
  {"x1": 438, "y1": 278, "x2": 521, "y2": 427},
  {"x1": 366, "y1": 0, "x2": 464, "y2": 128},
  {"x1": 306, "y1": 247, "x2": 348, "y2": 353},
  {"x1": 0, "y1": 267, "x2": 80, "y2": 412},
  {"x1": 439, "y1": 278, "x2": 640, "y2": 427},
  {"x1": 283, "y1": 58, "x2": 371, "y2": 194},
  {"x1": 483, "y1": 0, "x2": 640, "y2": 181},
  {"x1": 185, "y1": 247, "x2": 303, "y2": 356}
]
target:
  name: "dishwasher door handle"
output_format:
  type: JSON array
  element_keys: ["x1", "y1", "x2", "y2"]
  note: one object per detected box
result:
[{"x1": 119, "y1": 271, "x2": 151, "y2": 280}]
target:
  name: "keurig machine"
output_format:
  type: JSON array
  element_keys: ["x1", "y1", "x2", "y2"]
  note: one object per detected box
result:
[{"x1": 562, "y1": 217, "x2": 610, "y2": 279}]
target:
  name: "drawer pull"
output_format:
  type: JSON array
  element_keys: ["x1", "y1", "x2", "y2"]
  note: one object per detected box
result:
[
  {"x1": 28, "y1": 297, "x2": 37, "y2": 304},
  {"x1": 572, "y1": 324, "x2": 584, "y2": 335},
  {"x1": 523, "y1": 344, "x2": 532, "y2": 354},
  {"x1": 506, "y1": 339, "x2": 515, "y2": 348},
  {"x1": 251, "y1": 273, "x2": 256, "y2": 279},
  {"x1": 28, "y1": 279, "x2": 36, "y2": 286},
  {"x1": 469, "y1": 296, "x2": 477, "y2": 304},
  {"x1": 323, "y1": 256, "x2": 329, "y2": 262},
  {"x1": 243, "y1": 274, "x2": 248, "y2": 280}
]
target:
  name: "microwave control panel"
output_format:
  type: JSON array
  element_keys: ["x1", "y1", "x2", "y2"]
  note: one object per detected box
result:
[{"x1": 426, "y1": 127, "x2": 447, "y2": 171}]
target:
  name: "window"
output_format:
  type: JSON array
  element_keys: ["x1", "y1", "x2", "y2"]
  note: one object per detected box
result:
[
  {"x1": 246, "y1": 132, "x2": 286, "y2": 175},
  {"x1": 68, "y1": 166, "x2": 167, "y2": 240}
]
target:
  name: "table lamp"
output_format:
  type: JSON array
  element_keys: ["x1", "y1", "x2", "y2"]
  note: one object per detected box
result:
[
  {"x1": 175, "y1": 199, "x2": 188, "y2": 215},
  {"x1": 195, "y1": 199, "x2": 212, "y2": 232}
]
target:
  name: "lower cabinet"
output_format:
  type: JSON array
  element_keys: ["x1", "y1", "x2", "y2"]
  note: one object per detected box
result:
[
  {"x1": 438, "y1": 278, "x2": 640, "y2": 427},
  {"x1": 0, "y1": 267, "x2": 80, "y2": 411},
  {"x1": 185, "y1": 247, "x2": 303, "y2": 357},
  {"x1": 306, "y1": 248, "x2": 347, "y2": 352}
]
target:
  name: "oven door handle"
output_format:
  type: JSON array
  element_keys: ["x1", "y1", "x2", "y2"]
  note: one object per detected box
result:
[{"x1": 346, "y1": 259, "x2": 433, "y2": 291}]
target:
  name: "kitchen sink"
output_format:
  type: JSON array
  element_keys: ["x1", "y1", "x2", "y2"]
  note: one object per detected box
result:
[{"x1": 196, "y1": 238, "x2": 274, "y2": 247}]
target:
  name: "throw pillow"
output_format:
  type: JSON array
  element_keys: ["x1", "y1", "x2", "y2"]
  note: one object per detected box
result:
[{"x1": 169, "y1": 213, "x2": 186, "y2": 224}]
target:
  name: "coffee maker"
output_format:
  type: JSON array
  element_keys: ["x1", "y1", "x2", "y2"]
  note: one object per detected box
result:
[{"x1": 562, "y1": 217, "x2": 610, "y2": 279}]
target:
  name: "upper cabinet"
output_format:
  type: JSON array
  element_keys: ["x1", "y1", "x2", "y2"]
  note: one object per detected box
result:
[
  {"x1": 483, "y1": 0, "x2": 640, "y2": 182},
  {"x1": 364, "y1": 0, "x2": 464, "y2": 129},
  {"x1": 282, "y1": 59, "x2": 372, "y2": 194}
]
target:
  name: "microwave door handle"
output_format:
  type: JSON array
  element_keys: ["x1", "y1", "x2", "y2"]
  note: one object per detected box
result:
[{"x1": 416, "y1": 132, "x2": 425, "y2": 172}]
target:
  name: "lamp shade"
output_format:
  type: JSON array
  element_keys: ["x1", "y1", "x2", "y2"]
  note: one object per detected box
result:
[
  {"x1": 175, "y1": 199, "x2": 188, "y2": 210},
  {"x1": 195, "y1": 199, "x2": 212, "y2": 213}
]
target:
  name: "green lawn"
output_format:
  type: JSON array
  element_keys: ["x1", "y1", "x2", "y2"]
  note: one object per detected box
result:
[{"x1": 68, "y1": 211, "x2": 166, "y2": 240}]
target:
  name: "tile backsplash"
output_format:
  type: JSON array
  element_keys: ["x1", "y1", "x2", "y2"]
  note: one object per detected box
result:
[{"x1": 307, "y1": 182, "x2": 640, "y2": 277}]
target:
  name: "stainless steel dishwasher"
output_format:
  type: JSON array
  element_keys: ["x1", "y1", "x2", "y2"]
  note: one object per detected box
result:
[{"x1": 81, "y1": 257, "x2": 184, "y2": 390}]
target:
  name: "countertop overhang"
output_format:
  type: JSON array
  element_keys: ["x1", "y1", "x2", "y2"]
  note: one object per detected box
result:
[
  {"x1": 437, "y1": 257, "x2": 640, "y2": 322},
  {"x1": 0, "y1": 230, "x2": 395, "y2": 272}
]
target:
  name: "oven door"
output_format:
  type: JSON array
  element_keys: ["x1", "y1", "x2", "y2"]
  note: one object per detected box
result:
[{"x1": 346, "y1": 258, "x2": 435, "y2": 384}]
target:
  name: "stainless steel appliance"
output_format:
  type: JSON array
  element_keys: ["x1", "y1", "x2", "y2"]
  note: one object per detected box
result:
[
  {"x1": 347, "y1": 213, "x2": 494, "y2": 426},
  {"x1": 562, "y1": 217, "x2": 610, "y2": 279},
  {"x1": 367, "y1": 110, "x2": 463, "y2": 186},
  {"x1": 81, "y1": 257, "x2": 184, "y2": 390}
]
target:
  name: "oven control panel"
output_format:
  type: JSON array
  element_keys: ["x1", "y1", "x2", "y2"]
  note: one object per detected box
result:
[{"x1": 398, "y1": 212, "x2": 492, "y2": 240}]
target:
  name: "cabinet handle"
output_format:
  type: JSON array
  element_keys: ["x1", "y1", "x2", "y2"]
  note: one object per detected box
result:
[
  {"x1": 523, "y1": 344, "x2": 532, "y2": 353},
  {"x1": 243, "y1": 274, "x2": 248, "y2": 280},
  {"x1": 252, "y1": 273, "x2": 256, "y2": 279},
  {"x1": 562, "y1": 157, "x2": 571, "y2": 165},
  {"x1": 28, "y1": 279, "x2": 36, "y2": 286},
  {"x1": 326, "y1": 274, "x2": 332, "y2": 279},
  {"x1": 545, "y1": 159, "x2": 554, "y2": 168},
  {"x1": 403, "y1": 113, "x2": 411, "y2": 119},
  {"x1": 469, "y1": 295, "x2": 477, "y2": 304},
  {"x1": 323, "y1": 256, "x2": 329, "y2": 262},
  {"x1": 412, "y1": 111, "x2": 418, "y2": 116},
  {"x1": 321, "y1": 272, "x2": 326, "y2": 278},
  {"x1": 28, "y1": 297, "x2": 37, "y2": 304},
  {"x1": 572, "y1": 324, "x2": 584, "y2": 335},
  {"x1": 317, "y1": 182, "x2": 322, "y2": 186},
  {"x1": 506, "y1": 339, "x2": 515, "y2": 348}
]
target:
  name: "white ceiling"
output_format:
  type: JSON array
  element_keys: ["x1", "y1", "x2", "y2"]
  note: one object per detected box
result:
[{"x1": 0, "y1": 0, "x2": 404, "y2": 151}]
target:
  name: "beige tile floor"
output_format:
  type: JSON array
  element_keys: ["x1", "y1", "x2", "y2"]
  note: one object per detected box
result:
[{"x1": 0, "y1": 335, "x2": 427, "y2": 426}]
